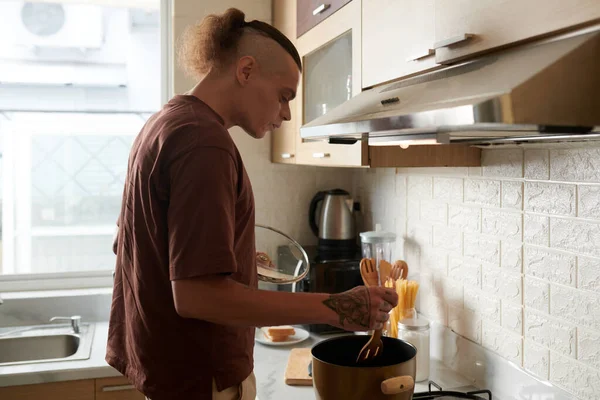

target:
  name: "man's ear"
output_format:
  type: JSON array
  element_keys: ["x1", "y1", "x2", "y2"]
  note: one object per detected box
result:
[{"x1": 236, "y1": 56, "x2": 257, "y2": 86}]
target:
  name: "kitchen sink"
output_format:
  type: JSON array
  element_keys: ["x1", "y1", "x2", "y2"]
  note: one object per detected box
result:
[{"x1": 0, "y1": 323, "x2": 94, "y2": 366}]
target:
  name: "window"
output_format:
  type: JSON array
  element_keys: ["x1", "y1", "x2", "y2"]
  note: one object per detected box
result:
[{"x1": 0, "y1": 0, "x2": 169, "y2": 290}]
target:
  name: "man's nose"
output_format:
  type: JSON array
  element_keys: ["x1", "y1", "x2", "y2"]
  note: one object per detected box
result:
[{"x1": 281, "y1": 103, "x2": 291, "y2": 122}]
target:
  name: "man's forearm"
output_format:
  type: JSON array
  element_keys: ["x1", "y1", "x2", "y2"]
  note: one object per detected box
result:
[{"x1": 172, "y1": 276, "x2": 338, "y2": 327}]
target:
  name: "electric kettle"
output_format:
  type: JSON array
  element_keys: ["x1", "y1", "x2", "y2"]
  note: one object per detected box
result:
[{"x1": 309, "y1": 189, "x2": 356, "y2": 255}]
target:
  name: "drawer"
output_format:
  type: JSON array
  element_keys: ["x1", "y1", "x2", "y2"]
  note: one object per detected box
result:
[
  {"x1": 96, "y1": 376, "x2": 145, "y2": 400},
  {"x1": 297, "y1": 0, "x2": 352, "y2": 37}
]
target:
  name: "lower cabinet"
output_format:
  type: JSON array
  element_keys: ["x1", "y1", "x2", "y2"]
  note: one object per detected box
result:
[{"x1": 0, "y1": 376, "x2": 144, "y2": 400}]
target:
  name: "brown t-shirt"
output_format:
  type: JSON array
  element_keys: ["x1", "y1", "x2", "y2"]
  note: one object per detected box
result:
[{"x1": 106, "y1": 95, "x2": 257, "y2": 400}]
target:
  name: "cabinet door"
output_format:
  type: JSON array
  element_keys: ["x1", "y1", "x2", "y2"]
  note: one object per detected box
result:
[
  {"x1": 272, "y1": 0, "x2": 298, "y2": 164},
  {"x1": 434, "y1": 0, "x2": 600, "y2": 64},
  {"x1": 362, "y1": 0, "x2": 438, "y2": 88},
  {"x1": 297, "y1": 0, "x2": 352, "y2": 38},
  {"x1": 0, "y1": 379, "x2": 94, "y2": 400},
  {"x1": 295, "y1": 0, "x2": 368, "y2": 167},
  {"x1": 96, "y1": 377, "x2": 145, "y2": 400}
]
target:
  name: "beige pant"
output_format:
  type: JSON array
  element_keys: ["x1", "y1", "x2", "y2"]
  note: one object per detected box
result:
[
  {"x1": 145, "y1": 372, "x2": 256, "y2": 400},
  {"x1": 212, "y1": 372, "x2": 257, "y2": 400}
]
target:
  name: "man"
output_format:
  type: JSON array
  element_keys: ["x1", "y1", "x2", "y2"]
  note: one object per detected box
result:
[{"x1": 107, "y1": 8, "x2": 398, "y2": 400}]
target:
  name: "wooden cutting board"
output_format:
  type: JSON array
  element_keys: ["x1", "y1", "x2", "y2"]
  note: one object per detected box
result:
[{"x1": 284, "y1": 348, "x2": 313, "y2": 386}]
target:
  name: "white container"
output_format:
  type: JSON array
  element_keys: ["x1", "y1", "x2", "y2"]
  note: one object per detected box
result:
[
  {"x1": 359, "y1": 224, "x2": 396, "y2": 286},
  {"x1": 398, "y1": 318, "x2": 430, "y2": 382}
]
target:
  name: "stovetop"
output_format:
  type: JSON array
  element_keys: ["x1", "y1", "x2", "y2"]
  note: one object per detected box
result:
[{"x1": 414, "y1": 381, "x2": 492, "y2": 400}]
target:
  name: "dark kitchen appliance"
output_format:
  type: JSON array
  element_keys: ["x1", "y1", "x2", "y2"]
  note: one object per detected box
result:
[{"x1": 295, "y1": 245, "x2": 363, "y2": 334}]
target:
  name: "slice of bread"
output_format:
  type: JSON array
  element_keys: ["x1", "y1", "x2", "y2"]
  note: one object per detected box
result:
[
  {"x1": 266, "y1": 326, "x2": 296, "y2": 337},
  {"x1": 262, "y1": 326, "x2": 296, "y2": 342}
]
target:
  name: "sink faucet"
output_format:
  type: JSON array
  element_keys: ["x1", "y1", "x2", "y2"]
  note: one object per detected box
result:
[{"x1": 49, "y1": 315, "x2": 82, "y2": 334}]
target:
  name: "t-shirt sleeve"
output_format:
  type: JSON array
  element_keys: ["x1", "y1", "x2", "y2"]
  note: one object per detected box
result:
[{"x1": 167, "y1": 146, "x2": 238, "y2": 280}]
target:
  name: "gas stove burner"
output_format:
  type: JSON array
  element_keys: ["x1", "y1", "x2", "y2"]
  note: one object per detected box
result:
[{"x1": 413, "y1": 381, "x2": 492, "y2": 400}]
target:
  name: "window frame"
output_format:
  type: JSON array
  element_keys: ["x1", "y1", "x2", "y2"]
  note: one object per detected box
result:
[{"x1": 0, "y1": 0, "x2": 172, "y2": 292}]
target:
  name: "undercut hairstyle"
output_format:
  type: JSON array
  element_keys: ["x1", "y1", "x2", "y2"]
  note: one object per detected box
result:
[{"x1": 177, "y1": 8, "x2": 302, "y2": 79}]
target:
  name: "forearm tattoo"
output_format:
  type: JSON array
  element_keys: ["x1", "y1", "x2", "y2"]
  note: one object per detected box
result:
[{"x1": 322, "y1": 287, "x2": 370, "y2": 328}]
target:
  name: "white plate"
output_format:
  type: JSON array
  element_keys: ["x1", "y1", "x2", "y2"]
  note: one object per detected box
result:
[{"x1": 255, "y1": 327, "x2": 310, "y2": 346}]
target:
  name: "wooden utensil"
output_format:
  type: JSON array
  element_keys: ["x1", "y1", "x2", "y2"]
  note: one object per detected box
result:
[
  {"x1": 359, "y1": 258, "x2": 379, "y2": 287},
  {"x1": 285, "y1": 348, "x2": 313, "y2": 386},
  {"x1": 357, "y1": 257, "x2": 383, "y2": 363},
  {"x1": 394, "y1": 260, "x2": 409, "y2": 280}
]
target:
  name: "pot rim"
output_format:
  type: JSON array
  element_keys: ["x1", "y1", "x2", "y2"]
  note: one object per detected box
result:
[{"x1": 311, "y1": 334, "x2": 417, "y2": 369}]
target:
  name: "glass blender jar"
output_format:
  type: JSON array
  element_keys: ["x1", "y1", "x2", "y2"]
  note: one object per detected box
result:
[{"x1": 359, "y1": 224, "x2": 397, "y2": 286}]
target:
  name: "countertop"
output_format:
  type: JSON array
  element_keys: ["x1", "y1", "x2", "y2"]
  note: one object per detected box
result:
[{"x1": 0, "y1": 323, "x2": 476, "y2": 399}]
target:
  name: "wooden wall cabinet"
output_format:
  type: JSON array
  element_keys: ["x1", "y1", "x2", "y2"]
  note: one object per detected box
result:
[
  {"x1": 295, "y1": 0, "x2": 368, "y2": 166},
  {"x1": 434, "y1": 0, "x2": 600, "y2": 64},
  {"x1": 362, "y1": 0, "x2": 439, "y2": 88},
  {"x1": 296, "y1": 0, "x2": 352, "y2": 38}
]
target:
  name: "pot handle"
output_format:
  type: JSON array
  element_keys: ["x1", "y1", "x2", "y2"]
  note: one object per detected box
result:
[{"x1": 381, "y1": 376, "x2": 415, "y2": 395}]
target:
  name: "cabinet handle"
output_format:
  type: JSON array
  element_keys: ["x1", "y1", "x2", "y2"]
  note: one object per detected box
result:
[
  {"x1": 406, "y1": 48, "x2": 435, "y2": 62},
  {"x1": 312, "y1": 3, "x2": 330, "y2": 15},
  {"x1": 433, "y1": 33, "x2": 475, "y2": 49},
  {"x1": 281, "y1": 153, "x2": 294, "y2": 159},
  {"x1": 312, "y1": 152, "x2": 330, "y2": 158},
  {"x1": 102, "y1": 384, "x2": 136, "y2": 392}
]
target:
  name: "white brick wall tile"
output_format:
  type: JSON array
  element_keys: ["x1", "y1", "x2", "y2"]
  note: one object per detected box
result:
[
  {"x1": 468, "y1": 166, "x2": 483, "y2": 176},
  {"x1": 578, "y1": 256, "x2": 600, "y2": 293},
  {"x1": 482, "y1": 321, "x2": 523, "y2": 366},
  {"x1": 550, "y1": 353, "x2": 600, "y2": 400},
  {"x1": 395, "y1": 174, "x2": 407, "y2": 197},
  {"x1": 406, "y1": 224, "x2": 432, "y2": 247},
  {"x1": 449, "y1": 306, "x2": 482, "y2": 344},
  {"x1": 524, "y1": 213, "x2": 550, "y2": 246},
  {"x1": 433, "y1": 226, "x2": 462, "y2": 254},
  {"x1": 433, "y1": 177, "x2": 463, "y2": 203},
  {"x1": 418, "y1": 279, "x2": 448, "y2": 325},
  {"x1": 420, "y1": 249, "x2": 448, "y2": 276},
  {"x1": 551, "y1": 285, "x2": 600, "y2": 331},
  {"x1": 407, "y1": 199, "x2": 420, "y2": 227},
  {"x1": 524, "y1": 340, "x2": 550, "y2": 380},
  {"x1": 376, "y1": 169, "x2": 397, "y2": 198},
  {"x1": 464, "y1": 287, "x2": 500, "y2": 324},
  {"x1": 524, "y1": 246, "x2": 576, "y2": 286},
  {"x1": 579, "y1": 328, "x2": 600, "y2": 370},
  {"x1": 550, "y1": 148, "x2": 600, "y2": 183},
  {"x1": 408, "y1": 176, "x2": 433, "y2": 200},
  {"x1": 482, "y1": 149, "x2": 524, "y2": 178},
  {"x1": 501, "y1": 241, "x2": 523, "y2": 273},
  {"x1": 502, "y1": 180, "x2": 523, "y2": 210},
  {"x1": 502, "y1": 302, "x2": 523, "y2": 335},
  {"x1": 525, "y1": 182, "x2": 576, "y2": 216},
  {"x1": 482, "y1": 265, "x2": 522, "y2": 304},
  {"x1": 551, "y1": 217, "x2": 600, "y2": 258},
  {"x1": 578, "y1": 184, "x2": 600, "y2": 219},
  {"x1": 482, "y1": 209, "x2": 522, "y2": 241},
  {"x1": 524, "y1": 149, "x2": 550, "y2": 180},
  {"x1": 464, "y1": 234, "x2": 500, "y2": 265},
  {"x1": 465, "y1": 179, "x2": 501, "y2": 207},
  {"x1": 434, "y1": 277, "x2": 464, "y2": 308},
  {"x1": 524, "y1": 310, "x2": 576, "y2": 357},
  {"x1": 524, "y1": 277, "x2": 550, "y2": 313},
  {"x1": 421, "y1": 201, "x2": 448, "y2": 225},
  {"x1": 449, "y1": 257, "x2": 481, "y2": 288},
  {"x1": 448, "y1": 205, "x2": 481, "y2": 233}
]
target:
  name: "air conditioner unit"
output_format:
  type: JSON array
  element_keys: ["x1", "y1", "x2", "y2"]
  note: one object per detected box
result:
[{"x1": 12, "y1": 2, "x2": 104, "y2": 49}]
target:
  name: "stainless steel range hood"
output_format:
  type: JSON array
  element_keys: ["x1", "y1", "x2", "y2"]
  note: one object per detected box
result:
[{"x1": 300, "y1": 29, "x2": 600, "y2": 146}]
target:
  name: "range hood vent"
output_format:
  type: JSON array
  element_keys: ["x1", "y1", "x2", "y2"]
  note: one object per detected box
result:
[{"x1": 300, "y1": 29, "x2": 600, "y2": 146}]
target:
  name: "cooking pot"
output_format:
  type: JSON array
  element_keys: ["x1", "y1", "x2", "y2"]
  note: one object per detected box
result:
[{"x1": 311, "y1": 335, "x2": 416, "y2": 400}]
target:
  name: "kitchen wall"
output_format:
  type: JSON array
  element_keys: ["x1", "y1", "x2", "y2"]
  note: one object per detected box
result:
[{"x1": 353, "y1": 144, "x2": 600, "y2": 399}]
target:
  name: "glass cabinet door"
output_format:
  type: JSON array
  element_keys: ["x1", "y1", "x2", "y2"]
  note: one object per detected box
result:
[{"x1": 303, "y1": 31, "x2": 353, "y2": 125}]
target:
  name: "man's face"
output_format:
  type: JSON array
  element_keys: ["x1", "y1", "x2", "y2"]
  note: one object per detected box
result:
[{"x1": 236, "y1": 53, "x2": 300, "y2": 139}]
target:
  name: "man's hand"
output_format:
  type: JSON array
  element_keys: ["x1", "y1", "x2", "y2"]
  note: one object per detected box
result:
[{"x1": 322, "y1": 286, "x2": 398, "y2": 331}]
